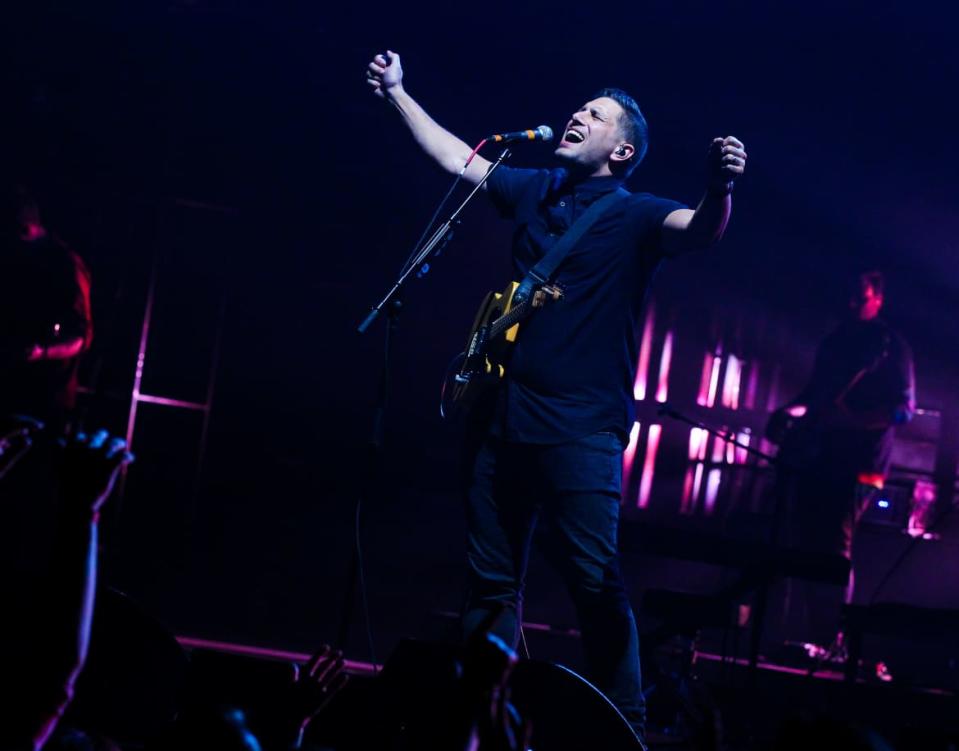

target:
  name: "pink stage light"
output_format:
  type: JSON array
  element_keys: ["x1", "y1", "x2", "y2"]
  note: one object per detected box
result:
[
  {"x1": 655, "y1": 331, "x2": 674, "y2": 403},
  {"x1": 637, "y1": 424, "x2": 662, "y2": 509},
  {"x1": 696, "y1": 352, "x2": 713, "y2": 406},
  {"x1": 688, "y1": 426, "x2": 708, "y2": 461},
  {"x1": 706, "y1": 354, "x2": 722, "y2": 408},
  {"x1": 721, "y1": 354, "x2": 742, "y2": 410},
  {"x1": 682, "y1": 427, "x2": 708, "y2": 514},
  {"x1": 634, "y1": 310, "x2": 655, "y2": 400},
  {"x1": 705, "y1": 468, "x2": 722, "y2": 515},
  {"x1": 735, "y1": 429, "x2": 751, "y2": 464},
  {"x1": 622, "y1": 421, "x2": 641, "y2": 498},
  {"x1": 692, "y1": 463, "x2": 705, "y2": 510},
  {"x1": 711, "y1": 430, "x2": 727, "y2": 464}
]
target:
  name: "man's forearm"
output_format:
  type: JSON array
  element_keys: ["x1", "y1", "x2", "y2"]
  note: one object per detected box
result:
[
  {"x1": 685, "y1": 188, "x2": 732, "y2": 247},
  {"x1": 386, "y1": 87, "x2": 481, "y2": 177}
]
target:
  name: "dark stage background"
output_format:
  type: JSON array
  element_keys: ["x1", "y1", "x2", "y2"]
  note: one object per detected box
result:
[{"x1": 5, "y1": 1, "x2": 959, "y2": 671}]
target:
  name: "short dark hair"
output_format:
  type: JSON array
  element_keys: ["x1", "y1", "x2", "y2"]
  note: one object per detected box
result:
[{"x1": 593, "y1": 87, "x2": 649, "y2": 175}]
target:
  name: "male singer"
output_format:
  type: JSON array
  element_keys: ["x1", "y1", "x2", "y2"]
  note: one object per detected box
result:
[{"x1": 367, "y1": 50, "x2": 746, "y2": 739}]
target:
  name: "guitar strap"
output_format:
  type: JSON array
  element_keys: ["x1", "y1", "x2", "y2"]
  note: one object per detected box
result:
[{"x1": 513, "y1": 186, "x2": 630, "y2": 305}]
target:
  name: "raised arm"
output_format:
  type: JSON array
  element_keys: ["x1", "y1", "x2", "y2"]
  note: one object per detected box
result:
[
  {"x1": 16, "y1": 430, "x2": 133, "y2": 751},
  {"x1": 366, "y1": 50, "x2": 492, "y2": 185},
  {"x1": 661, "y1": 136, "x2": 747, "y2": 256}
]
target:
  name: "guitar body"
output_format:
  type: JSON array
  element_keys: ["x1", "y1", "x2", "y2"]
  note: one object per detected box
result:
[
  {"x1": 768, "y1": 354, "x2": 887, "y2": 471},
  {"x1": 768, "y1": 409, "x2": 825, "y2": 471},
  {"x1": 441, "y1": 280, "x2": 561, "y2": 420}
]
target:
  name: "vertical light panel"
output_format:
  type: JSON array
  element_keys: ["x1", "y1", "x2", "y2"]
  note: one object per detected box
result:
[
  {"x1": 706, "y1": 354, "x2": 723, "y2": 408},
  {"x1": 735, "y1": 428, "x2": 752, "y2": 464},
  {"x1": 621, "y1": 421, "x2": 642, "y2": 498},
  {"x1": 688, "y1": 427, "x2": 708, "y2": 461},
  {"x1": 681, "y1": 426, "x2": 708, "y2": 514},
  {"x1": 721, "y1": 353, "x2": 742, "y2": 410},
  {"x1": 696, "y1": 351, "x2": 713, "y2": 406},
  {"x1": 637, "y1": 424, "x2": 662, "y2": 509},
  {"x1": 633, "y1": 310, "x2": 655, "y2": 400},
  {"x1": 711, "y1": 431, "x2": 727, "y2": 463},
  {"x1": 692, "y1": 463, "x2": 705, "y2": 511},
  {"x1": 704, "y1": 468, "x2": 722, "y2": 515},
  {"x1": 655, "y1": 330, "x2": 674, "y2": 403}
]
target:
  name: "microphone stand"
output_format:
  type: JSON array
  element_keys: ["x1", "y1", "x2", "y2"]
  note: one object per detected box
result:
[
  {"x1": 357, "y1": 148, "x2": 512, "y2": 334},
  {"x1": 337, "y1": 149, "x2": 512, "y2": 662},
  {"x1": 657, "y1": 402, "x2": 775, "y2": 465}
]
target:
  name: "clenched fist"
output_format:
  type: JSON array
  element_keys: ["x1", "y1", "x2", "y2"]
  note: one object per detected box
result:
[
  {"x1": 366, "y1": 50, "x2": 404, "y2": 100},
  {"x1": 707, "y1": 135, "x2": 747, "y2": 192}
]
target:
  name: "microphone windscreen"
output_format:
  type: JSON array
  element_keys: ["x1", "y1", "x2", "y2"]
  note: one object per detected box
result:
[{"x1": 536, "y1": 125, "x2": 554, "y2": 142}]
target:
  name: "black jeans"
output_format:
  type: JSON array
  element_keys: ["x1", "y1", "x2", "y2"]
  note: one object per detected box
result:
[{"x1": 461, "y1": 430, "x2": 644, "y2": 735}]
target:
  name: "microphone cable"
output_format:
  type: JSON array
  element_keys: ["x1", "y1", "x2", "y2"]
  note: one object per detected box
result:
[
  {"x1": 351, "y1": 138, "x2": 490, "y2": 670},
  {"x1": 399, "y1": 138, "x2": 488, "y2": 276}
]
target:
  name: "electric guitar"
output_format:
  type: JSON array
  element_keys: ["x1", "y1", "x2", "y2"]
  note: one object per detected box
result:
[
  {"x1": 767, "y1": 336, "x2": 891, "y2": 470},
  {"x1": 440, "y1": 280, "x2": 563, "y2": 420}
]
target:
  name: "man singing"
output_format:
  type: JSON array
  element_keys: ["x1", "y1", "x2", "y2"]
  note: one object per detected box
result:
[{"x1": 367, "y1": 50, "x2": 746, "y2": 739}]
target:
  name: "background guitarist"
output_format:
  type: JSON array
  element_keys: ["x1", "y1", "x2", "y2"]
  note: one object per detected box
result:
[
  {"x1": 367, "y1": 50, "x2": 746, "y2": 739},
  {"x1": 767, "y1": 270, "x2": 916, "y2": 656}
]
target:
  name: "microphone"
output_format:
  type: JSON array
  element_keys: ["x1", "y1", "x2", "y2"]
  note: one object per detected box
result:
[{"x1": 488, "y1": 125, "x2": 554, "y2": 144}]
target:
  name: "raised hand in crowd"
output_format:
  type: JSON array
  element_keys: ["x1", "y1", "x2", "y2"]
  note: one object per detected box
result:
[
  {"x1": 0, "y1": 413, "x2": 43, "y2": 479},
  {"x1": 58, "y1": 428, "x2": 134, "y2": 519},
  {"x1": 4, "y1": 427, "x2": 133, "y2": 751},
  {"x1": 274, "y1": 644, "x2": 349, "y2": 750}
]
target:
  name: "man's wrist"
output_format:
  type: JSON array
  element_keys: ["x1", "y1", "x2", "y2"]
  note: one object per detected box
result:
[
  {"x1": 384, "y1": 83, "x2": 407, "y2": 103},
  {"x1": 707, "y1": 180, "x2": 734, "y2": 197}
]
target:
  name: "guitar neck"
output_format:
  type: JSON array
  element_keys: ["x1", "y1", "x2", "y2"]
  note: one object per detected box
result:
[{"x1": 490, "y1": 300, "x2": 531, "y2": 338}]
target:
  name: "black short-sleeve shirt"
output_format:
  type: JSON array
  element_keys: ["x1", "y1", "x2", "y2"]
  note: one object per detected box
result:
[
  {"x1": 484, "y1": 165, "x2": 685, "y2": 444},
  {"x1": 803, "y1": 318, "x2": 916, "y2": 476}
]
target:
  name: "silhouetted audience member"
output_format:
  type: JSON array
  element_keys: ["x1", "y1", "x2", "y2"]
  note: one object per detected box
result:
[
  {"x1": 150, "y1": 706, "x2": 263, "y2": 751},
  {"x1": 2, "y1": 424, "x2": 133, "y2": 751},
  {"x1": 0, "y1": 184, "x2": 93, "y2": 432},
  {"x1": 278, "y1": 645, "x2": 349, "y2": 750},
  {"x1": 42, "y1": 726, "x2": 121, "y2": 751},
  {"x1": 150, "y1": 644, "x2": 348, "y2": 751}
]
